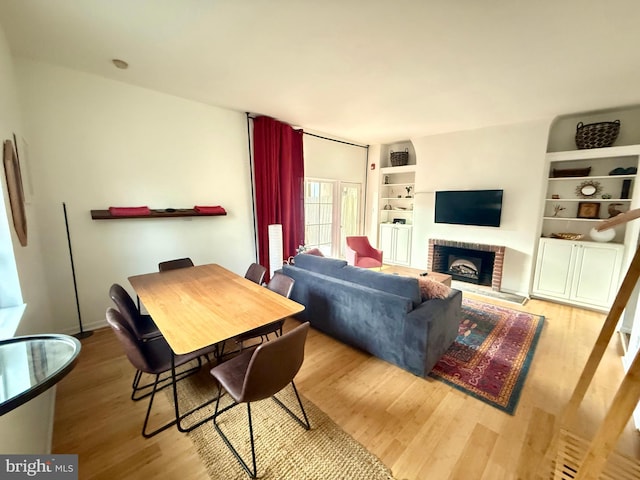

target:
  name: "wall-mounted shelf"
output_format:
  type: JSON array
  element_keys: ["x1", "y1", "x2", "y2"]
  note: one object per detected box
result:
[{"x1": 90, "y1": 208, "x2": 227, "y2": 220}]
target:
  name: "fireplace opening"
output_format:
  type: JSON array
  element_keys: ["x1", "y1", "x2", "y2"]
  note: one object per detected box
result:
[
  {"x1": 428, "y1": 239, "x2": 505, "y2": 291},
  {"x1": 448, "y1": 255, "x2": 482, "y2": 284},
  {"x1": 430, "y1": 245, "x2": 495, "y2": 287}
]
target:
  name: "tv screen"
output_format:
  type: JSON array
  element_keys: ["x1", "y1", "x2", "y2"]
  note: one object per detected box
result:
[{"x1": 435, "y1": 189, "x2": 503, "y2": 227}]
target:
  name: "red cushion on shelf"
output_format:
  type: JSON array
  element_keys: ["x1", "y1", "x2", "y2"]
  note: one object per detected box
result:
[
  {"x1": 194, "y1": 205, "x2": 226, "y2": 214},
  {"x1": 108, "y1": 206, "x2": 151, "y2": 216}
]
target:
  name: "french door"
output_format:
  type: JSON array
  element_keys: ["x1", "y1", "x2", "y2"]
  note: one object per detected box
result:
[{"x1": 304, "y1": 179, "x2": 362, "y2": 258}]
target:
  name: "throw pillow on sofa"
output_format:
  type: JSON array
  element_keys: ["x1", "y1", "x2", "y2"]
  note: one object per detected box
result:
[{"x1": 418, "y1": 276, "x2": 452, "y2": 300}]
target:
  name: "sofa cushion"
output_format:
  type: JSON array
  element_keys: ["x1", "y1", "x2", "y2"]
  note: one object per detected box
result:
[
  {"x1": 418, "y1": 276, "x2": 452, "y2": 300},
  {"x1": 293, "y1": 253, "x2": 347, "y2": 277},
  {"x1": 335, "y1": 265, "x2": 422, "y2": 308}
]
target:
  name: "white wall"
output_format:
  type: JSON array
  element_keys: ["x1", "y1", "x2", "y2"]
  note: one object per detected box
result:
[
  {"x1": 303, "y1": 133, "x2": 367, "y2": 181},
  {"x1": 369, "y1": 120, "x2": 552, "y2": 295},
  {"x1": 16, "y1": 59, "x2": 256, "y2": 334},
  {"x1": 0, "y1": 24, "x2": 57, "y2": 454}
]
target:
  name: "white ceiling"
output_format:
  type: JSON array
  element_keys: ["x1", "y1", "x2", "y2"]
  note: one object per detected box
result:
[{"x1": 1, "y1": 0, "x2": 640, "y2": 144}]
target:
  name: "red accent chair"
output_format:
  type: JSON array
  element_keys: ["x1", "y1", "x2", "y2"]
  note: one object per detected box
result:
[{"x1": 345, "y1": 236, "x2": 383, "y2": 268}]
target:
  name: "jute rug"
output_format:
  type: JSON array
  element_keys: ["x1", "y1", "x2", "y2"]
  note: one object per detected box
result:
[
  {"x1": 429, "y1": 297, "x2": 544, "y2": 415},
  {"x1": 167, "y1": 368, "x2": 396, "y2": 480}
]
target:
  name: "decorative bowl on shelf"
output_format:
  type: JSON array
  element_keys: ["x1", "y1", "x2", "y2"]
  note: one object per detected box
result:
[{"x1": 551, "y1": 232, "x2": 584, "y2": 240}]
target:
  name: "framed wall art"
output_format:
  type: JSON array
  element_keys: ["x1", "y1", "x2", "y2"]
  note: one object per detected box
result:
[
  {"x1": 3, "y1": 139, "x2": 27, "y2": 246},
  {"x1": 577, "y1": 202, "x2": 600, "y2": 220}
]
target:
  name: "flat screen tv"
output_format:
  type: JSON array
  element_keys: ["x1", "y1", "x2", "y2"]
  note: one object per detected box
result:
[{"x1": 435, "y1": 189, "x2": 503, "y2": 227}]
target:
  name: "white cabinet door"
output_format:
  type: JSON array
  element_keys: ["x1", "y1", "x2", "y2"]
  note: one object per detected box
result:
[
  {"x1": 394, "y1": 226, "x2": 412, "y2": 265},
  {"x1": 533, "y1": 238, "x2": 623, "y2": 309},
  {"x1": 379, "y1": 224, "x2": 412, "y2": 265},
  {"x1": 572, "y1": 243, "x2": 623, "y2": 308},
  {"x1": 533, "y1": 238, "x2": 576, "y2": 298},
  {"x1": 379, "y1": 224, "x2": 394, "y2": 261}
]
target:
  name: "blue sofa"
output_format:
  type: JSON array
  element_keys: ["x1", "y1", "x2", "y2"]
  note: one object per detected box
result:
[{"x1": 281, "y1": 254, "x2": 462, "y2": 377}]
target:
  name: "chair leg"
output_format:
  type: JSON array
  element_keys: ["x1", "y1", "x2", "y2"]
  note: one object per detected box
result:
[
  {"x1": 132, "y1": 357, "x2": 202, "y2": 402},
  {"x1": 141, "y1": 374, "x2": 177, "y2": 438},
  {"x1": 212, "y1": 382, "x2": 310, "y2": 478},
  {"x1": 272, "y1": 381, "x2": 311, "y2": 430},
  {"x1": 212, "y1": 384, "x2": 258, "y2": 478},
  {"x1": 172, "y1": 356, "x2": 218, "y2": 433}
]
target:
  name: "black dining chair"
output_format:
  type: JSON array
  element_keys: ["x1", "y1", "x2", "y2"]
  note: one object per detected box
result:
[
  {"x1": 110, "y1": 283, "x2": 171, "y2": 399},
  {"x1": 233, "y1": 272, "x2": 295, "y2": 350},
  {"x1": 244, "y1": 263, "x2": 267, "y2": 285},
  {"x1": 106, "y1": 308, "x2": 217, "y2": 438},
  {"x1": 158, "y1": 257, "x2": 194, "y2": 272},
  {"x1": 133, "y1": 258, "x2": 195, "y2": 313},
  {"x1": 109, "y1": 283, "x2": 203, "y2": 401},
  {"x1": 110, "y1": 283, "x2": 161, "y2": 342},
  {"x1": 210, "y1": 322, "x2": 311, "y2": 478}
]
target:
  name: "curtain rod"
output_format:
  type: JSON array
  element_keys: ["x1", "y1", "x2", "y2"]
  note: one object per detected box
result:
[
  {"x1": 303, "y1": 132, "x2": 368, "y2": 149},
  {"x1": 246, "y1": 112, "x2": 368, "y2": 149}
]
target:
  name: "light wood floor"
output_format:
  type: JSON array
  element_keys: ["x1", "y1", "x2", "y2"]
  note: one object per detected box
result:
[{"x1": 52, "y1": 293, "x2": 640, "y2": 479}]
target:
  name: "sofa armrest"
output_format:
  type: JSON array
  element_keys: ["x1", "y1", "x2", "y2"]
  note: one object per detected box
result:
[{"x1": 403, "y1": 289, "x2": 462, "y2": 375}]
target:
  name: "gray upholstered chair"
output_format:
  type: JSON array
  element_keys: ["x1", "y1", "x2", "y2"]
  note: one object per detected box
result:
[
  {"x1": 106, "y1": 308, "x2": 216, "y2": 438},
  {"x1": 209, "y1": 322, "x2": 311, "y2": 478},
  {"x1": 158, "y1": 257, "x2": 194, "y2": 271},
  {"x1": 244, "y1": 263, "x2": 267, "y2": 285}
]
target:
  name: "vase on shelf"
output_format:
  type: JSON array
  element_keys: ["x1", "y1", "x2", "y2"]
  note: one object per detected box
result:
[{"x1": 589, "y1": 227, "x2": 616, "y2": 243}]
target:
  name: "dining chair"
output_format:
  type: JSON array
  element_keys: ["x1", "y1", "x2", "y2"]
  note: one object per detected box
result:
[
  {"x1": 210, "y1": 322, "x2": 311, "y2": 478},
  {"x1": 109, "y1": 283, "x2": 161, "y2": 341},
  {"x1": 158, "y1": 257, "x2": 194, "y2": 272},
  {"x1": 233, "y1": 272, "x2": 295, "y2": 349},
  {"x1": 244, "y1": 263, "x2": 267, "y2": 285},
  {"x1": 110, "y1": 283, "x2": 199, "y2": 401},
  {"x1": 106, "y1": 308, "x2": 217, "y2": 438}
]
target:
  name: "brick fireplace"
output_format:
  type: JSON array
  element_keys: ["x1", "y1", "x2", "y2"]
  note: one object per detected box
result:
[{"x1": 427, "y1": 239, "x2": 506, "y2": 291}]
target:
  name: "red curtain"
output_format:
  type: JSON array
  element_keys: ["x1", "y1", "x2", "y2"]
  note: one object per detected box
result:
[{"x1": 253, "y1": 116, "x2": 304, "y2": 279}]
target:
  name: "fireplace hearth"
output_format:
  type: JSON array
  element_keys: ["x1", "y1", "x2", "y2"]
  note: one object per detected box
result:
[{"x1": 428, "y1": 239, "x2": 505, "y2": 291}]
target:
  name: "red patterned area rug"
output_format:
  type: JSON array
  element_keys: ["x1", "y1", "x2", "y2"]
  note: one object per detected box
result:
[{"x1": 429, "y1": 298, "x2": 545, "y2": 415}]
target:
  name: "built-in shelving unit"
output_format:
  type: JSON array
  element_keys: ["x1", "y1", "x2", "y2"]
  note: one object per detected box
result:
[
  {"x1": 379, "y1": 166, "x2": 415, "y2": 225},
  {"x1": 90, "y1": 208, "x2": 227, "y2": 220},
  {"x1": 377, "y1": 141, "x2": 416, "y2": 265},
  {"x1": 532, "y1": 144, "x2": 640, "y2": 311},
  {"x1": 541, "y1": 145, "x2": 640, "y2": 244}
]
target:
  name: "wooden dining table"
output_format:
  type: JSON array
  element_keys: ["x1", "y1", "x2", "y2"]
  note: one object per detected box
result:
[
  {"x1": 129, "y1": 263, "x2": 305, "y2": 354},
  {"x1": 128, "y1": 263, "x2": 305, "y2": 432}
]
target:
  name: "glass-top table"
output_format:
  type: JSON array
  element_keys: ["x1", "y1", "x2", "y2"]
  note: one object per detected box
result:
[{"x1": 0, "y1": 334, "x2": 81, "y2": 416}]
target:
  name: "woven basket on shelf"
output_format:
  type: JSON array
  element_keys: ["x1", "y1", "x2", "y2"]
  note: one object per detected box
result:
[
  {"x1": 390, "y1": 149, "x2": 409, "y2": 166},
  {"x1": 575, "y1": 120, "x2": 620, "y2": 149}
]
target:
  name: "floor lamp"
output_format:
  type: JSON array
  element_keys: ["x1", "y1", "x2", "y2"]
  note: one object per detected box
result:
[
  {"x1": 63, "y1": 202, "x2": 92, "y2": 339},
  {"x1": 268, "y1": 224, "x2": 283, "y2": 279}
]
